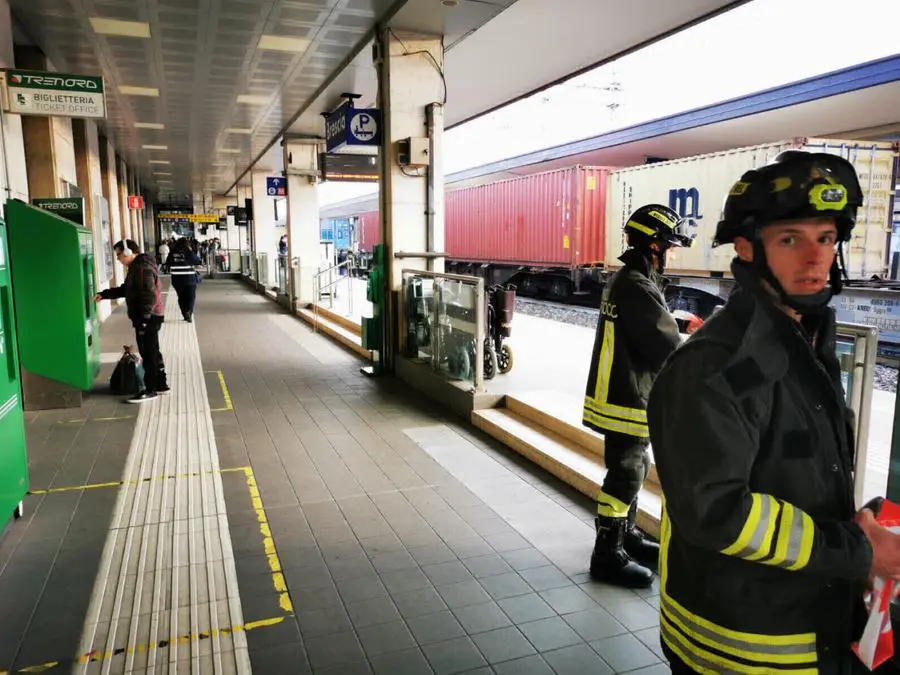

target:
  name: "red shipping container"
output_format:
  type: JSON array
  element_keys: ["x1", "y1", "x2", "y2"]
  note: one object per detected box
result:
[
  {"x1": 445, "y1": 166, "x2": 611, "y2": 269},
  {"x1": 358, "y1": 211, "x2": 381, "y2": 252}
]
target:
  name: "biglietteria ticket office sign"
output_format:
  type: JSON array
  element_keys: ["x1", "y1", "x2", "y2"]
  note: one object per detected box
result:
[{"x1": 1, "y1": 69, "x2": 106, "y2": 119}]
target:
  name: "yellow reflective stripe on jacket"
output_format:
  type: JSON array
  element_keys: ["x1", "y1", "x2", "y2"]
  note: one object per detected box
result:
[
  {"x1": 582, "y1": 408, "x2": 649, "y2": 438},
  {"x1": 583, "y1": 321, "x2": 648, "y2": 437},
  {"x1": 720, "y1": 493, "x2": 814, "y2": 570},
  {"x1": 660, "y1": 614, "x2": 818, "y2": 675},
  {"x1": 660, "y1": 503, "x2": 818, "y2": 674}
]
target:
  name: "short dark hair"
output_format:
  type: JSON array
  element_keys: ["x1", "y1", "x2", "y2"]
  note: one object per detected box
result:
[{"x1": 113, "y1": 239, "x2": 140, "y2": 254}]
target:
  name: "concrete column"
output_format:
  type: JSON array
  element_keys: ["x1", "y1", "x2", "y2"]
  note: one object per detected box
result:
[
  {"x1": 282, "y1": 152, "x2": 319, "y2": 309},
  {"x1": 376, "y1": 30, "x2": 445, "y2": 369},
  {"x1": 117, "y1": 157, "x2": 131, "y2": 242},
  {"x1": 100, "y1": 136, "x2": 126, "y2": 285},
  {"x1": 251, "y1": 171, "x2": 278, "y2": 288},
  {"x1": 73, "y1": 119, "x2": 114, "y2": 322},
  {"x1": 0, "y1": 0, "x2": 29, "y2": 208},
  {"x1": 15, "y1": 46, "x2": 58, "y2": 199}
]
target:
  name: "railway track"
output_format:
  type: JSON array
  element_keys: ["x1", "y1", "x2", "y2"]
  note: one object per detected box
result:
[{"x1": 514, "y1": 296, "x2": 900, "y2": 393}]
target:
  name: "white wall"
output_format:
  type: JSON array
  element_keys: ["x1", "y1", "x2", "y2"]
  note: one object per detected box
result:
[
  {"x1": 105, "y1": 140, "x2": 126, "y2": 285},
  {"x1": 52, "y1": 116, "x2": 77, "y2": 190},
  {"x1": 0, "y1": 0, "x2": 29, "y2": 208}
]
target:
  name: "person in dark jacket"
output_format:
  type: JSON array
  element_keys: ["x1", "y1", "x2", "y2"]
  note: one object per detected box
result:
[
  {"x1": 94, "y1": 239, "x2": 169, "y2": 403},
  {"x1": 648, "y1": 151, "x2": 900, "y2": 674},
  {"x1": 583, "y1": 204, "x2": 694, "y2": 588},
  {"x1": 166, "y1": 237, "x2": 201, "y2": 322}
]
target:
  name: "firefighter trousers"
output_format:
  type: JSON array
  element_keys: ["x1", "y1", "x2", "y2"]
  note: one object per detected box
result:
[{"x1": 597, "y1": 432, "x2": 650, "y2": 519}]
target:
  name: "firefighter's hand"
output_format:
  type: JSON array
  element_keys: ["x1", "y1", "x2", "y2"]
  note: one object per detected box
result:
[
  {"x1": 93, "y1": 293, "x2": 103, "y2": 303},
  {"x1": 856, "y1": 509, "x2": 900, "y2": 581}
]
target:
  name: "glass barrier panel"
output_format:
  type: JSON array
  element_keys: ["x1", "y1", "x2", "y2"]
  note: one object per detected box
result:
[
  {"x1": 402, "y1": 274, "x2": 436, "y2": 362},
  {"x1": 435, "y1": 277, "x2": 480, "y2": 387}
]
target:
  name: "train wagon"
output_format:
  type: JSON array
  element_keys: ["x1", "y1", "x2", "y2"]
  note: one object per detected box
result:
[
  {"x1": 605, "y1": 138, "x2": 897, "y2": 280},
  {"x1": 444, "y1": 166, "x2": 613, "y2": 296}
]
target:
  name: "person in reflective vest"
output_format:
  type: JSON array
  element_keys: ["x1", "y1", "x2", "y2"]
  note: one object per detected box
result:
[
  {"x1": 583, "y1": 204, "x2": 693, "y2": 588},
  {"x1": 648, "y1": 151, "x2": 900, "y2": 673},
  {"x1": 166, "y1": 237, "x2": 201, "y2": 322}
]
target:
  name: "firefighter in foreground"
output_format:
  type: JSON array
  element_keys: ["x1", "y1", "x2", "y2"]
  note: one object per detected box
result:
[
  {"x1": 648, "y1": 151, "x2": 900, "y2": 673},
  {"x1": 583, "y1": 204, "x2": 693, "y2": 588}
]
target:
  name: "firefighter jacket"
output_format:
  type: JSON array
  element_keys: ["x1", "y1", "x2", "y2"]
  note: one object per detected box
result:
[
  {"x1": 583, "y1": 248, "x2": 681, "y2": 438},
  {"x1": 647, "y1": 260, "x2": 871, "y2": 675}
]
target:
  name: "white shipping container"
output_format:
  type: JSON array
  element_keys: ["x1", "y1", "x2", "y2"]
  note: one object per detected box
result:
[{"x1": 605, "y1": 138, "x2": 898, "y2": 279}]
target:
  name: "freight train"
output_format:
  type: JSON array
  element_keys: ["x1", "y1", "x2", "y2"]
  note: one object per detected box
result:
[{"x1": 320, "y1": 137, "x2": 900, "y2": 346}]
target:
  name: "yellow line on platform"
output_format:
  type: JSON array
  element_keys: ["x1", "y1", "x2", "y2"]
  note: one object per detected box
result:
[
  {"x1": 29, "y1": 467, "x2": 250, "y2": 495},
  {"x1": 209, "y1": 369, "x2": 233, "y2": 412},
  {"x1": 240, "y1": 465, "x2": 295, "y2": 613},
  {"x1": 59, "y1": 415, "x2": 135, "y2": 425},
  {"x1": 6, "y1": 615, "x2": 290, "y2": 673}
]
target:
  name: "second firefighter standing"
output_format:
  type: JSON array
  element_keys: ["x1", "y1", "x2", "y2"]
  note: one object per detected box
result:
[{"x1": 583, "y1": 204, "x2": 693, "y2": 588}]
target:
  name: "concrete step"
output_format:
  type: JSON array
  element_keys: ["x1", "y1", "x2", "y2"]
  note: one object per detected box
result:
[
  {"x1": 312, "y1": 304, "x2": 362, "y2": 336},
  {"x1": 503, "y1": 390, "x2": 660, "y2": 489},
  {"x1": 472, "y1": 407, "x2": 661, "y2": 538},
  {"x1": 298, "y1": 308, "x2": 372, "y2": 360}
]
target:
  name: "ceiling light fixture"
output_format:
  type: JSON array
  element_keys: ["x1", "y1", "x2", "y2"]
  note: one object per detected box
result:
[
  {"x1": 134, "y1": 122, "x2": 165, "y2": 130},
  {"x1": 220, "y1": 148, "x2": 242, "y2": 154},
  {"x1": 153, "y1": 172, "x2": 172, "y2": 176},
  {"x1": 257, "y1": 35, "x2": 310, "y2": 52},
  {"x1": 142, "y1": 145, "x2": 168, "y2": 150},
  {"x1": 119, "y1": 85, "x2": 159, "y2": 97},
  {"x1": 89, "y1": 18, "x2": 151, "y2": 38},
  {"x1": 226, "y1": 128, "x2": 253, "y2": 134},
  {"x1": 149, "y1": 160, "x2": 170, "y2": 165},
  {"x1": 237, "y1": 94, "x2": 271, "y2": 105}
]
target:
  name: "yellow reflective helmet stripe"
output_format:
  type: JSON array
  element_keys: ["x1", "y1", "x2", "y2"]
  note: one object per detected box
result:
[{"x1": 626, "y1": 220, "x2": 657, "y2": 237}]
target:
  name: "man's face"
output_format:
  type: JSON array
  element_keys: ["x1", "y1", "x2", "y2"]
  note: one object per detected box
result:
[
  {"x1": 735, "y1": 219, "x2": 838, "y2": 295},
  {"x1": 116, "y1": 249, "x2": 132, "y2": 267}
]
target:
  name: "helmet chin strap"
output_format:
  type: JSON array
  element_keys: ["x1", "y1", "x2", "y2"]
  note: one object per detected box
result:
[{"x1": 750, "y1": 239, "x2": 837, "y2": 315}]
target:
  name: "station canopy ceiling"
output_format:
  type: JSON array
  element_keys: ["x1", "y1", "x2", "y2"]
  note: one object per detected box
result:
[{"x1": 8, "y1": 0, "x2": 748, "y2": 201}]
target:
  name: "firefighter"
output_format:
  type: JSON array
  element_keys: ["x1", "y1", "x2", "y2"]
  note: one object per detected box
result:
[
  {"x1": 583, "y1": 204, "x2": 693, "y2": 588},
  {"x1": 647, "y1": 151, "x2": 900, "y2": 673}
]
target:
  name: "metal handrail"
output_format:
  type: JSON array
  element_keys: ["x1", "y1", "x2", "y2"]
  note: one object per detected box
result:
[{"x1": 312, "y1": 259, "x2": 355, "y2": 333}]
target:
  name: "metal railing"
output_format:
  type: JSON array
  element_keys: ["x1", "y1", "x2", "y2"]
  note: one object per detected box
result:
[
  {"x1": 835, "y1": 322, "x2": 879, "y2": 506},
  {"x1": 312, "y1": 260, "x2": 355, "y2": 332},
  {"x1": 276, "y1": 254, "x2": 289, "y2": 294},
  {"x1": 401, "y1": 268, "x2": 486, "y2": 391}
]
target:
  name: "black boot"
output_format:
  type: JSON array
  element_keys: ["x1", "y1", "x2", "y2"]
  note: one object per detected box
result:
[
  {"x1": 590, "y1": 515, "x2": 654, "y2": 588},
  {"x1": 624, "y1": 499, "x2": 659, "y2": 569}
]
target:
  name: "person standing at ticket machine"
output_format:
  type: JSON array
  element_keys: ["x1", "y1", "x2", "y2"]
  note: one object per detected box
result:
[{"x1": 95, "y1": 239, "x2": 169, "y2": 403}]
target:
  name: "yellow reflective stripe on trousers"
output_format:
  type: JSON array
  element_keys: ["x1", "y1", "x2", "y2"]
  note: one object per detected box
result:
[
  {"x1": 582, "y1": 408, "x2": 649, "y2": 438},
  {"x1": 596, "y1": 491, "x2": 630, "y2": 518},
  {"x1": 660, "y1": 613, "x2": 818, "y2": 675},
  {"x1": 591, "y1": 323, "x2": 648, "y2": 424}
]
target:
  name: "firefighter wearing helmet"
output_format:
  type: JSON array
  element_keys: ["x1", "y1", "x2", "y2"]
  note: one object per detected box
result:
[
  {"x1": 648, "y1": 151, "x2": 900, "y2": 673},
  {"x1": 583, "y1": 203, "x2": 694, "y2": 588}
]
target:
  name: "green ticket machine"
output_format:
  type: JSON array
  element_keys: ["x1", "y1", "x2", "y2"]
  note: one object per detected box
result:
[
  {"x1": 0, "y1": 218, "x2": 28, "y2": 527},
  {"x1": 5, "y1": 199, "x2": 100, "y2": 402}
]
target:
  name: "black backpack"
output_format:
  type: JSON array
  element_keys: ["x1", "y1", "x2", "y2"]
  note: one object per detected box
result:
[{"x1": 110, "y1": 345, "x2": 146, "y2": 395}]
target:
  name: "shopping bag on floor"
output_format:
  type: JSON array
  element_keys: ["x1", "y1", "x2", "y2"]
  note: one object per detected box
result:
[{"x1": 109, "y1": 345, "x2": 145, "y2": 395}]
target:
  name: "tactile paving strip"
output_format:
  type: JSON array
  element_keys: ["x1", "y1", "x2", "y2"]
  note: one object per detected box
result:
[{"x1": 75, "y1": 292, "x2": 251, "y2": 674}]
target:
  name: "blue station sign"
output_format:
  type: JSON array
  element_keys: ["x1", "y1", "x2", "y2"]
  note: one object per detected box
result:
[
  {"x1": 266, "y1": 176, "x2": 286, "y2": 196},
  {"x1": 325, "y1": 103, "x2": 382, "y2": 153}
]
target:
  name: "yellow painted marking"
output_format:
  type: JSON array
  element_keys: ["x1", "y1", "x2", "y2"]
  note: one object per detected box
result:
[
  {"x1": 209, "y1": 370, "x2": 233, "y2": 412},
  {"x1": 60, "y1": 415, "x2": 135, "y2": 425},
  {"x1": 239, "y1": 465, "x2": 295, "y2": 614},
  {"x1": 11, "y1": 615, "x2": 291, "y2": 672},
  {"x1": 29, "y1": 466, "x2": 250, "y2": 495}
]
